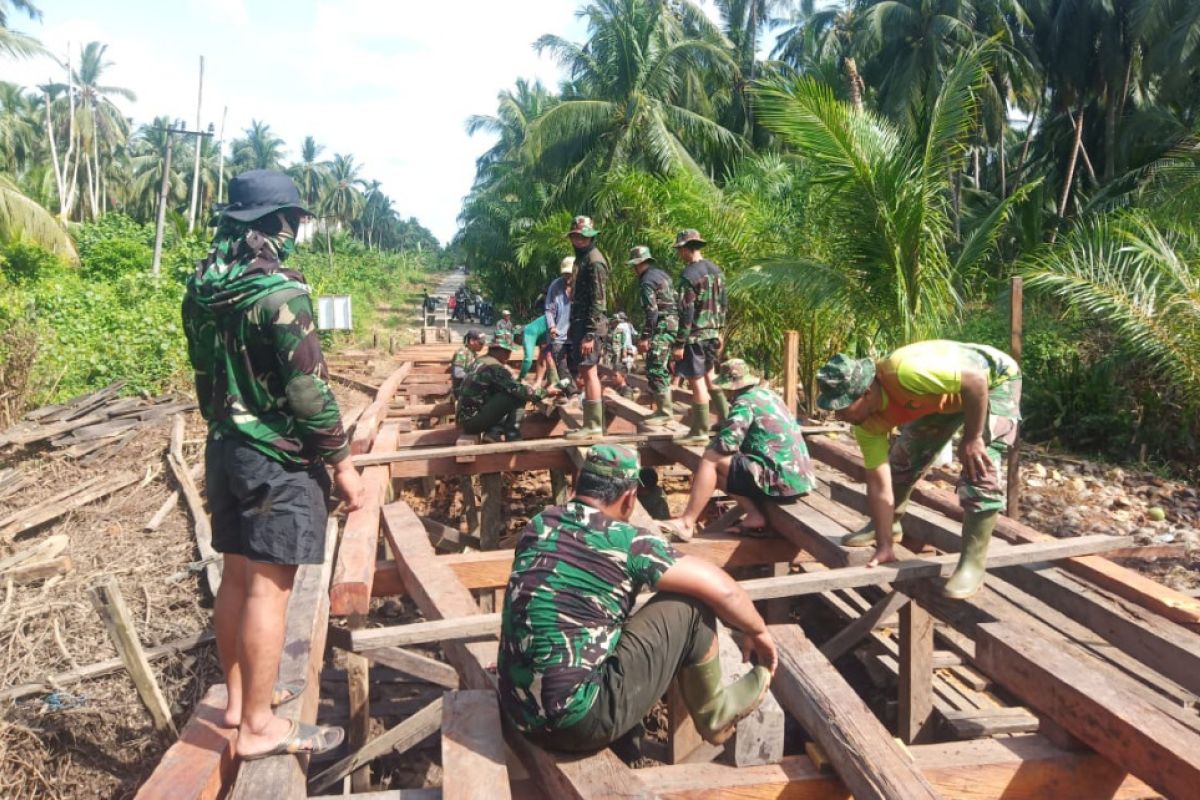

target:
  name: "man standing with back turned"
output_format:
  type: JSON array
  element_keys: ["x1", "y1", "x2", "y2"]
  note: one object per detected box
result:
[
  {"x1": 565, "y1": 215, "x2": 609, "y2": 439},
  {"x1": 816, "y1": 340, "x2": 1021, "y2": 597},
  {"x1": 628, "y1": 245, "x2": 679, "y2": 427},
  {"x1": 183, "y1": 170, "x2": 361, "y2": 759},
  {"x1": 673, "y1": 229, "x2": 729, "y2": 445}
]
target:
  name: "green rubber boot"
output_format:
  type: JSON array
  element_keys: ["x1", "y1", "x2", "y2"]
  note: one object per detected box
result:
[
  {"x1": 642, "y1": 390, "x2": 674, "y2": 428},
  {"x1": 711, "y1": 389, "x2": 730, "y2": 424},
  {"x1": 505, "y1": 408, "x2": 525, "y2": 442},
  {"x1": 842, "y1": 482, "x2": 915, "y2": 547},
  {"x1": 566, "y1": 400, "x2": 605, "y2": 440},
  {"x1": 677, "y1": 652, "x2": 772, "y2": 745},
  {"x1": 676, "y1": 403, "x2": 711, "y2": 446},
  {"x1": 943, "y1": 511, "x2": 997, "y2": 599}
]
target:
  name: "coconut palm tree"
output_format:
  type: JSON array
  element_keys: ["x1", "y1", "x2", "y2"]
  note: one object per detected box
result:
[
  {"x1": 229, "y1": 119, "x2": 285, "y2": 172},
  {"x1": 319, "y1": 152, "x2": 364, "y2": 227},
  {"x1": 287, "y1": 135, "x2": 329, "y2": 207},
  {"x1": 526, "y1": 0, "x2": 746, "y2": 202},
  {"x1": 772, "y1": 2, "x2": 866, "y2": 111},
  {"x1": 0, "y1": 175, "x2": 76, "y2": 259},
  {"x1": 126, "y1": 117, "x2": 189, "y2": 222},
  {"x1": 0, "y1": 0, "x2": 45, "y2": 60},
  {"x1": 0, "y1": 81, "x2": 40, "y2": 174},
  {"x1": 465, "y1": 78, "x2": 557, "y2": 173}
]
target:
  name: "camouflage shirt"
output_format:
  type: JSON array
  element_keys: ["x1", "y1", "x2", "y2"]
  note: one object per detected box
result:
[
  {"x1": 450, "y1": 346, "x2": 477, "y2": 398},
  {"x1": 498, "y1": 500, "x2": 678, "y2": 731},
  {"x1": 568, "y1": 246, "x2": 609, "y2": 341},
  {"x1": 182, "y1": 224, "x2": 348, "y2": 467},
  {"x1": 638, "y1": 266, "x2": 679, "y2": 339},
  {"x1": 676, "y1": 258, "x2": 727, "y2": 345},
  {"x1": 456, "y1": 355, "x2": 543, "y2": 421},
  {"x1": 711, "y1": 385, "x2": 815, "y2": 497}
]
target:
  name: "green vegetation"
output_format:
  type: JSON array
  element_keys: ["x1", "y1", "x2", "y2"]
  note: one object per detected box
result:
[{"x1": 456, "y1": 0, "x2": 1200, "y2": 475}]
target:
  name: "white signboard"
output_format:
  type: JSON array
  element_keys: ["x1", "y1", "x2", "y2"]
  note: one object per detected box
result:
[{"x1": 317, "y1": 295, "x2": 353, "y2": 330}]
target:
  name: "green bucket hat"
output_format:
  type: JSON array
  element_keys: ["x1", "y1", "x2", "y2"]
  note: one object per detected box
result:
[
  {"x1": 582, "y1": 444, "x2": 642, "y2": 483},
  {"x1": 489, "y1": 329, "x2": 514, "y2": 351},
  {"x1": 713, "y1": 358, "x2": 759, "y2": 391},
  {"x1": 567, "y1": 215, "x2": 599, "y2": 238},
  {"x1": 816, "y1": 354, "x2": 876, "y2": 411},
  {"x1": 627, "y1": 245, "x2": 655, "y2": 266},
  {"x1": 673, "y1": 228, "x2": 707, "y2": 249}
]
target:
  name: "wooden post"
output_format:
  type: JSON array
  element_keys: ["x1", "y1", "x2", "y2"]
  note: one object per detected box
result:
[
  {"x1": 90, "y1": 577, "x2": 178, "y2": 735},
  {"x1": 550, "y1": 470, "x2": 569, "y2": 505},
  {"x1": 459, "y1": 476, "x2": 479, "y2": 533},
  {"x1": 783, "y1": 330, "x2": 800, "y2": 418},
  {"x1": 1007, "y1": 276, "x2": 1023, "y2": 518},
  {"x1": 345, "y1": 649, "x2": 371, "y2": 791},
  {"x1": 667, "y1": 681, "x2": 706, "y2": 764},
  {"x1": 480, "y1": 473, "x2": 504, "y2": 551},
  {"x1": 898, "y1": 599, "x2": 934, "y2": 745}
]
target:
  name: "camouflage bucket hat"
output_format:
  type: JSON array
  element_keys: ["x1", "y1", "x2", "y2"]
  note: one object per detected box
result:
[
  {"x1": 713, "y1": 358, "x2": 759, "y2": 391},
  {"x1": 816, "y1": 354, "x2": 876, "y2": 411},
  {"x1": 626, "y1": 245, "x2": 655, "y2": 266},
  {"x1": 582, "y1": 444, "x2": 642, "y2": 483},
  {"x1": 559, "y1": 256, "x2": 576, "y2": 274},
  {"x1": 673, "y1": 228, "x2": 707, "y2": 249},
  {"x1": 490, "y1": 329, "x2": 514, "y2": 351},
  {"x1": 567, "y1": 215, "x2": 599, "y2": 238}
]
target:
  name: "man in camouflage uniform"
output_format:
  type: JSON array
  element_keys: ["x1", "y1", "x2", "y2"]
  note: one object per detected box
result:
[
  {"x1": 451, "y1": 329, "x2": 486, "y2": 400},
  {"x1": 673, "y1": 229, "x2": 729, "y2": 444},
  {"x1": 499, "y1": 445, "x2": 778, "y2": 752},
  {"x1": 668, "y1": 360, "x2": 815, "y2": 541},
  {"x1": 457, "y1": 329, "x2": 559, "y2": 442},
  {"x1": 628, "y1": 245, "x2": 679, "y2": 428},
  {"x1": 182, "y1": 170, "x2": 355, "y2": 760},
  {"x1": 816, "y1": 340, "x2": 1022, "y2": 598},
  {"x1": 565, "y1": 215, "x2": 609, "y2": 439}
]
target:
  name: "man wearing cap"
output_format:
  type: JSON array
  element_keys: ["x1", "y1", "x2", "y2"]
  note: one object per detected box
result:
[
  {"x1": 565, "y1": 215, "x2": 610, "y2": 439},
  {"x1": 458, "y1": 329, "x2": 560, "y2": 442},
  {"x1": 499, "y1": 444, "x2": 778, "y2": 753},
  {"x1": 673, "y1": 229, "x2": 729, "y2": 444},
  {"x1": 495, "y1": 309, "x2": 514, "y2": 337},
  {"x1": 628, "y1": 245, "x2": 680, "y2": 428},
  {"x1": 451, "y1": 329, "x2": 486, "y2": 400},
  {"x1": 667, "y1": 360, "x2": 815, "y2": 541},
  {"x1": 544, "y1": 256, "x2": 575, "y2": 395},
  {"x1": 611, "y1": 312, "x2": 638, "y2": 397},
  {"x1": 182, "y1": 170, "x2": 357, "y2": 759},
  {"x1": 816, "y1": 341, "x2": 1021, "y2": 598}
]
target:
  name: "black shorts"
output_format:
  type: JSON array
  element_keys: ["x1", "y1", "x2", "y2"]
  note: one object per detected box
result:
[
  {"x1": 725, "y1": 454, "x2": 796, "y2": 504},
  {"x1": 205, "y1": 437, "x2": 331, "y2": 565},
  {"x1": 676, "y1": 339, "x2": 720, "y2": 379}
]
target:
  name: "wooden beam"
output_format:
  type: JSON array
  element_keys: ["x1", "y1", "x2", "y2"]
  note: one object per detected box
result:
[
  {"x1": 442, "y1": 690, "x2": 513, "y2": 800},
  {"x1": 356, "y1": 430, "x2": 678, "y2": 467},
  {"x1": 976, "y1": 620, "x2": 1200, "y2": 800},
  {"x1": 783, "y1": 330, "x2": 800, "y2": 417},
  {"x1": 820, "y1": 590, "x2": 910, "y2": 662},
  {"x1": 331, "y1": 422, "x2": 400, "y2": 617},
  {"x1": 0, "y1": 469, "x2": 140, "y2": 543},
  {"x1": 898, "y1": 601, "x2": 935, "y2": 745},
  {"x1": 638, "y1": 733, "x2": 1154, "y2": 800},
  {"x1": 364, "y1": 647, "x2": 461, "y2": 689},
  {"x1": 89, "y1": 576, "x2": 177, "y2": 735},
  {"x1": 133, "y1": 685, "x2": 236, "y2": 800},
  {"x1": 347, "y1": 650, "x2": 372, "y2": 792},
  {"x1": 227, "y1": 516, "x2": 338, "y2": 799},
  {"x1": 307, "y1": 697, "x2": 444, "y2": 795},
  {"x1": 768, "y1": 624, "x2": 942, "y2": 800},
  {"x1": 390, "y1": 449, "x2": 574, "y2": 479},
  {"x1": 351, "y1": 363, "x2": 412, "y2": 455}
]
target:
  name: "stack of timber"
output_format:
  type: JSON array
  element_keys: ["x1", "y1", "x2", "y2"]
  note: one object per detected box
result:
[
  {"x1": 133, "y1": 342, "x2": 1197, "y2": 800},
  {"x1": 0, "y1": 381, "x2": 195, "y2": 460}
]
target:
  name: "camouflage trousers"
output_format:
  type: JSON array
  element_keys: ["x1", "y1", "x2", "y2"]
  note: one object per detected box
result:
[
  {"x1": 645, "y1": 329, "x2": 675, "y2": 394},
  {"x1": 889, "y1": 378, "x2": 1022, "y2": 515}
]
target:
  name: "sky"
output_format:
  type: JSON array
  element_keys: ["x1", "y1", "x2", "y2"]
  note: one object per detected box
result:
[{"x1": 4, "y1": 0, "x2": 733, "y2": 245}]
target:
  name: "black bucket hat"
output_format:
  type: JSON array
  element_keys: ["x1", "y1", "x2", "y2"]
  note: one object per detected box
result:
[{"x1": 220, "y1": 170, "x2": 312, "y2": 222}]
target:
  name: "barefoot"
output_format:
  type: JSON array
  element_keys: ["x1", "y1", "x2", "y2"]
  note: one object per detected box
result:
[
  {"x1": 663, "y1": 518, "x2": 695, "y2": 542},
  {"x1": 236, "y1": 714, "x2": 295, "y2": 759},
  {"x1": 867, "y1": 546, "x2": 898, "y2": 568},
  {"x1": 740, "y1": 510, "x2": 767, "y2": 530},
  {"x1": 221, "y1": 706, "x2": 242, "y2": 729}
]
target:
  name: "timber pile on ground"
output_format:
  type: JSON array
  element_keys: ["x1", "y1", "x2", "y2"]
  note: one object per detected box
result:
[{"x1": 127, "y1": 341, "x2": 1200, "y2": 800}]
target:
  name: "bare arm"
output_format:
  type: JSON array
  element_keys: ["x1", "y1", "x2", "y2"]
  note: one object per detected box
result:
[
  {"x1": 957, "y1": 369, "x2": 991, "y2": 482},
  {"x1": 655, "y1": 555, "x2": 777, "y2": 672},
  {"x1": 864, "y1": 461, "x2": 894, "y2": 551}
]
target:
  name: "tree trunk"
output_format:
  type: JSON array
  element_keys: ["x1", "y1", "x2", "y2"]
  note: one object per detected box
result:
[
  {"x1": 844, "y1": 57, "x2": 864, "y2": 112},
  {"x1": 1053, "y1": 104, "x2": 1085, "y2": 243},
  {"x1": 998, "y1": 75, "x2": 1011, "y2": 198},
  {"x1": 43, "y1": 92, "x2": 66, "y2": 215},
  {"x1": 1104, "y1": 81, "x2": 1117, "y2": 183}
]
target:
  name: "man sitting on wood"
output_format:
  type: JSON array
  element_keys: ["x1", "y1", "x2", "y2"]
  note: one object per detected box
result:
[
  {"x1": 499, "y1": 444, "x2": 777, "y2": 753},
  {"x1": 667, "y1": 360, "x2": 816, "y2": 541},
  {"x1": 451, "y1": 329, "x2": 486, "y2": 400},
  {"x1": 182, "y1": 170, "x2": 360, "y2": 759},
  {"x1": 457, "y1": 329, "x2": 559, "y2": 442},
  {"x1": 816, "y1": 340, "x2": 1021, "y2": 598}
]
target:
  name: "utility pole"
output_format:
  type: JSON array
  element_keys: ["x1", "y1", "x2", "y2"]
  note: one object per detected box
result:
[
  {"x1": 215, "y1": 104, "x2": 228, "y2": 209},
  {"x1": 187, "y1": 56, "x2": 205, "y2": 233},
  {"x1": 153, "y1": 125, "x2": 213, "y2": 277}
]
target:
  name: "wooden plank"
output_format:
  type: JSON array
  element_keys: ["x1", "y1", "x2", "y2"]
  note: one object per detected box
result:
[
  {"x1": 2, "y1": 554, "x2": 73, "y2": 584},
  {"x1": 310, "y1": 791, "x2": 440, "y2": 800},
  {"x1": 820, "y1": 590, "x2": 910, "y2": 662},
  {"x1": 783, "y1": 330, "x2": 800, "y2": 417},
  {"x1": 351, "y1": 363, "x2": 412, "y2": 455},
  {"x1": 167, "y1": 415, "x2": 221, "y2": 595},
  {"x1": 330, "y1": 422, "x2": 400, "y2": 617},
  {"x1": 364, "y1": 647, "x2": 461, "y2": 689},
  {"x1": 941, "y1": 707, "x2": 1039, "y2": 739},
  {"x1": 667, "y1": 680, "x2": 708, "y2": 764},
  {"x1": 898, "y1": 601, "x2": 935, "y2": 745},
  {"x1": 976, "y1": 620, "x2": 1200, "y2": 800},
  {"x1": 639, "y1": 733, "x2": 1154, "y2": 800},
  {"x1": 0, "y1": 469, "x2": 140, "y2": 542},
  {"x1": 390, "y1": 449, "x2": 574, "y2": 479},
  {"x1": 134, "y1": 685, "x2": 236, "y2": 800},
  {"x1": 90, "y1": 576, "x2": 177, "y2": 735},
  {"x1": 227, "y1": 515, "x2": 339, "y2": 799},
  {"x1": 346, "y1": 650, "x2": 372, "y2": 792},
  {"x1": 442, "y1": 690, "x2": 513, "y2": 800},
  {"x1": 307, "y1": 697, "x2": 444, "y2": 795},
  {"x1": 357, "y1": 430, "x2": 678, "y2": 467},
  {"x1": 768, "y1": 624, "x2": 942, "y2": 800}
]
